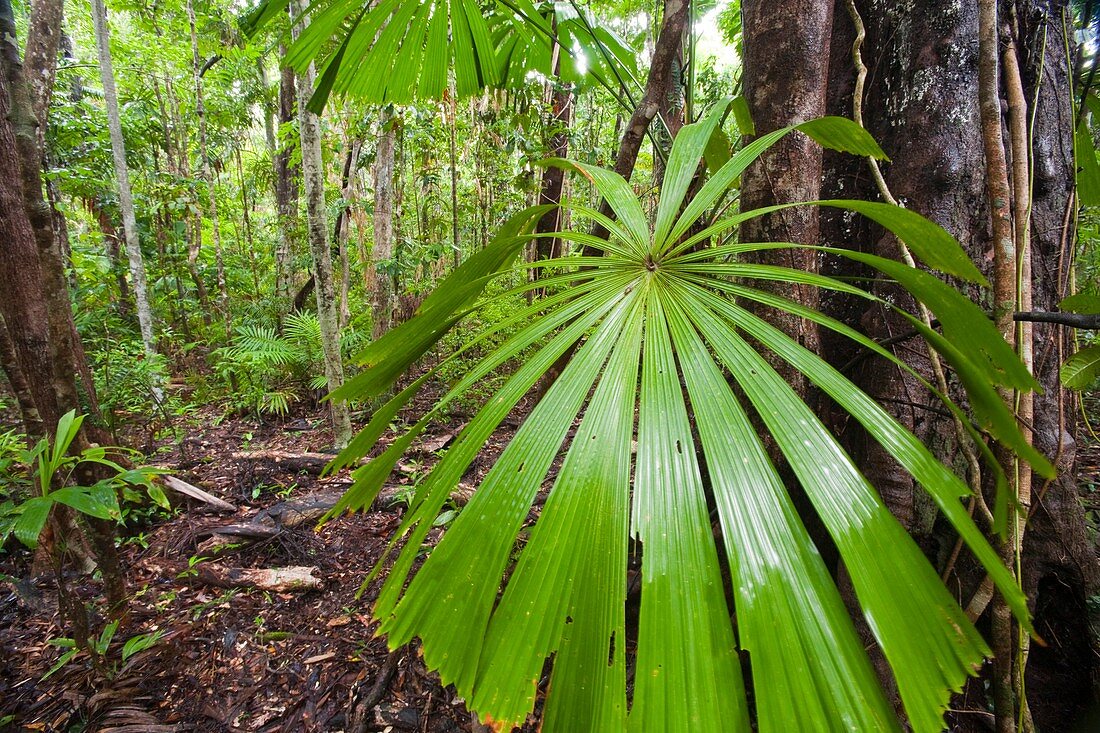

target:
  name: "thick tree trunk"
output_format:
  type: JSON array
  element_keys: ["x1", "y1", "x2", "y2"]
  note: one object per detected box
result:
[
  {"x1": 291, "y1": 2, "x2": 352, "y2": 449},
  {"x1": 817, "y1": 1, "x2": 1100, "y2": 727},
  {"x1": 740, "y1": 0, "x2": 834, "y2": 396},
  {"x1": 1, "y1": 0, "x2": 123, "y2": 607},
  {"x1": 23, "y1": 0, "x2": 61, "y2": 154},
  {"x1": 90, "y1": 0, "x2": 157, "y2": 361}
]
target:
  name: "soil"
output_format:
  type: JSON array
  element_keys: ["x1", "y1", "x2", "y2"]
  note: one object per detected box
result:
[{"x1": 1, "y1": 387, "x2": 1098, "y2": 732}]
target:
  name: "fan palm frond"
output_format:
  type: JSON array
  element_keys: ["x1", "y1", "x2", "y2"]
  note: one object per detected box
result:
[{"x1": 325, "y1": 104, "x2": 1046, "y2": 732}]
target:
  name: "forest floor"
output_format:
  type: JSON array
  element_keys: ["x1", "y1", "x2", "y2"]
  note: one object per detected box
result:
[
  {"x1": 0, "y1": 374, "x2": 538, "y2": 733},
  {"x1": 1, "y1": 386, "x2": 1099, "y2": 732}
]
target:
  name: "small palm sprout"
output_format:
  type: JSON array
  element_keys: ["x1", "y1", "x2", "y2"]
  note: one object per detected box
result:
[{"x1": 323, "y1": 104, "x2": 1048, "y2": 732}]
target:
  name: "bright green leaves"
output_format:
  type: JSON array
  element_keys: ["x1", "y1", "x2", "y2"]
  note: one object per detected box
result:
[
  {"x1": 321, "y1": 106, "x2": 1045, "y2": 732},
  {"x1": 3, "y1": 411, "x2": 160, "y2": 549},
  {"x1": 1062, "y1": 345, "x2": 1100, "y2": 389},
  {"x1": 630, "y1": 291, "x2": 748, "y2": 732},
  {"x1": 1058, "y1": 294, "x2": 1100, "y2": 390},
  {"x1": 242, "y1": 0, "x2": 640, "y2": 112}
]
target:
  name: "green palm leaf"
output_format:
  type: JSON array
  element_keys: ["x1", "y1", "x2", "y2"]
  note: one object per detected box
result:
[
  {"x1": 323, "y1": 110, "x2": 1041, "y2": 731},
  {"x1": 242, "y1": 0, "x2": 639, "y2": 112}
]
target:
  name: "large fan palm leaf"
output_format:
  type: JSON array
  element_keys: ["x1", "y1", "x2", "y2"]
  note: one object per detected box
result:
[{"x1": 325, "y1": 104, "x2": 1048, "y2": 731}]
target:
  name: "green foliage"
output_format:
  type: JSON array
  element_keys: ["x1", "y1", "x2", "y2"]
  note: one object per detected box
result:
[
  {"x1": 212, "y1": 311, "x2": 365, "y2": 415},
  {"x1": 325, "y1": 108, "x2": 1041, "y2": 731},
  {"x1": 0, "y1": 412, "x2": 166, "y2": 551},
  {"x1": 1059, "y1": 294, "x2": 1100, "y2": 390},
  {"x1": 42, "y1": 620, "x2": 165, "y2": 681},
  {"x1": 244, "y1": 0, "x2": 640, "y2": 112}
]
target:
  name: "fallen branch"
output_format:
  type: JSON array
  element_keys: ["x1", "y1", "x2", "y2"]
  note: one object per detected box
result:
[
  {"x1": 231, "y1": 449, "x2": 340, "y2": 472},
  {"x1": 159, "y1": 475, "x2": 236, "y2": 512},
  {"x1": 173, "y1": 562, "x2": 322, "y2": 592}
]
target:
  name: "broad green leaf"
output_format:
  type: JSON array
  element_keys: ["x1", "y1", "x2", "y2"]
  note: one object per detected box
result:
[
  {"x1": 653, "y1": 100, "x2": 731, "y2": 248},
  {"x1": 796, "y1": 116, "x2": 888, "y2": 160},
  {"x1": 545, "y1": 160, "x2": 650, "y2": 254},
  {"x1": 629, "y1": 291, "x2": 748, "y2": 731},
  {"x1": 671, "y1": 278, "x2": 1030, "y2": 627},
  {"x1": 329, "y1": 206, "x2": 549, "y2": 403},
  {"x1": 1059, "y1": 292, "x2": 1100, "y2": 313},
  {"x1": 814, "y1": 200, "x2": 986, "y2": 284},
  {"x1": 826, "y1": 249, "x2": 1032, "y2": 390},
  {"x1": 13, "y1": 496, "x2": 52, "y2": 548},
  {"x1": 472, "y1": 297, "x2": 643, "y2": 728},
  {"x1": 684, "y1": 294, "x2": 990, "y2": 732},
  {"x1": 1077, "y1": 120, "x2": 1100, "y2": 207},
  {"x1": 730, "y1": 95, "x2": 754, "y2": 136},
  {"x1": 1061, "y1": 344, "x2": 1100, "y2": 389},
  {"x1": 51, "y1": 484, "x2": 121, "y2": 521},
  {"x1": 323, "y1": 108, "x2": 1037, "y2": 733},
  {"x1": 379, "y1": 287, "x2": 641, "y2": 700},
  {"x1": 664, "y1": 295, "x2": 897, "y2": 731}
]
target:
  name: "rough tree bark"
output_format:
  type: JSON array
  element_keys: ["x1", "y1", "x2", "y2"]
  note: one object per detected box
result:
[
  {"x1": 740, "y1": 0, "x2": 834, "y2": 396},
  {"x1": 291, "y1": 2, "x2": 352, "y2": 448},
  {"x1": 814, "y1": 0, "x2": 1100, "y2": 727},
  {"x1": 2, "y1": 0, "x2": 124, "y2": 608}
]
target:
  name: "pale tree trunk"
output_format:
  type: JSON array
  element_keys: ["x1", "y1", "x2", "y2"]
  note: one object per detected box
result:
[
  {"x1": 187, "y1": 0, "x2": 230, "y2": 339},
  {"x1": 449, "y1": 85, "x2": 460, "y2": 268},
  {"x1": 291, "y1": 2, "x2": 352, "y2": 449},
  {"x1": 372, "y1": 107, "x2": 397, "y2": 340},
  {"x1": 334, "y1": 133, "x2": 360, "y2": 329},
  {"x1": 89, "y1": 0, "x2": 157, "y2": 362},
  {"x1": 234, "y1": 143, "x2": 261, "y2": 299}
]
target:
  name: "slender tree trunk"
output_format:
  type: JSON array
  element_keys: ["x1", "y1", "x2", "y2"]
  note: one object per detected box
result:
[
  {"x1": 449, "y1": 86, "x2": 460, "y2": 268},
  {"x1": 531, "y1": 26, "x2": 574, "y2": 298},
  {"x1": 234, "y1": 143, "x2": 261, "y2": 300},
  {"x1": 291, "y1": 2, "x2": 352, "y2": 448},
  {"x1": 588, "y1": 0, "x2": 689, "y2": 248},
  {"x1": 273, "y1": 49, "x2": 298, "y2": 320},
  {"x1": 89, "y1": 0, "x2": 157, "y2": 361},
  {"x1": 187, "y1": 0, "x2": 230, "y2": 339},
  {"x1": 372, "y1": 108, "x2": 397, "y2": 340},
  {"x1": 334, "y1": 134, "x2": 359, "y2": 329}
]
